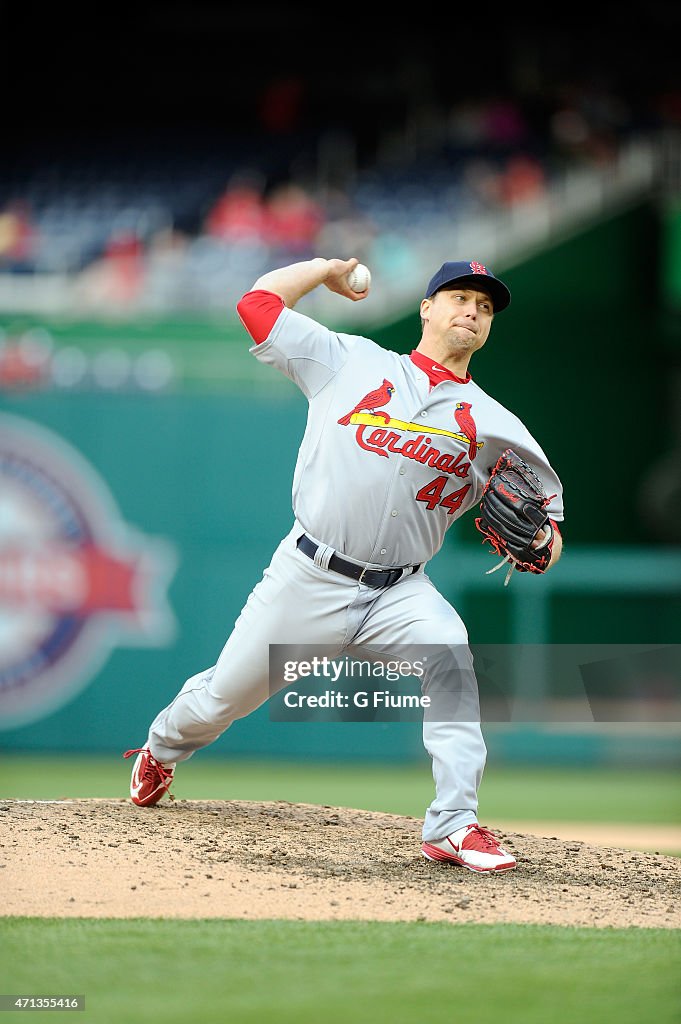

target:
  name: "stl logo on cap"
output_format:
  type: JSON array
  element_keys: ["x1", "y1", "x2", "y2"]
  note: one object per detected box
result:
[{"x1": 469, "y1": 262, "x2": 488, "y2": 275}]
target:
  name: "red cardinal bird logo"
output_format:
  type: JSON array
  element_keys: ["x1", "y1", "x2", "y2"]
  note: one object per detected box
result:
[
  {"x1": 454, "y1": 401, "x2": 478, "y2": 460},
  {"x1": 338, "y1": 379, "x2": 395, "y2": 426}
]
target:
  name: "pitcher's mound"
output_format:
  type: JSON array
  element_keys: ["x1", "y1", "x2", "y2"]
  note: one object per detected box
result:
[{"x1": 2, "y1": 798, "x2": 679, "y2": 928}]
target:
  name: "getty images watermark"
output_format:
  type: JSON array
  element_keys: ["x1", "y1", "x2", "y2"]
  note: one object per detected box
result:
[
  {"x1": 268, "y1": 644, "x2": 681, "y2": 723},
  {"x1": 281, "y1": 654, "x2": 431, "y2": 713}
]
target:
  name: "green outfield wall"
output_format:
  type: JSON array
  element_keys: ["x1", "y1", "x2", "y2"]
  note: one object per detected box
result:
[{"x1": 0, "y1": 199, "x2": 679, "y2": 764}]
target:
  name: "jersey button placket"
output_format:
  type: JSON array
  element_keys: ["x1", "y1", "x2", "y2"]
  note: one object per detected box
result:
[{"x1": 372, "y1": 464, "x2": 400, "y2": 560}]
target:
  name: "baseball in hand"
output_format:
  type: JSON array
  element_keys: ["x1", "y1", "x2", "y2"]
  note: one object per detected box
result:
[{"x1": 347, "y1": 264, "x2": 371, "y2": 293}]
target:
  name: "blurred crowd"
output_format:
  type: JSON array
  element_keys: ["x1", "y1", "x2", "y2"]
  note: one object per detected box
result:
[{"x1": 1, "y1": 74, "x2": 679, "y2": 316}]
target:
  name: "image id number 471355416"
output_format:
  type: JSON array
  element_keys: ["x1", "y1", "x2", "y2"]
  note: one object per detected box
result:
[{"x1": 0, "y1": 996, "x2": 84, "y2": 1011}]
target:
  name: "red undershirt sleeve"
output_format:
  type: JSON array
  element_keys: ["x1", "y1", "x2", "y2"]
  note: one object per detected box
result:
[{"x1": 236, "y1": 289, "x2": 286, "y2": 344}]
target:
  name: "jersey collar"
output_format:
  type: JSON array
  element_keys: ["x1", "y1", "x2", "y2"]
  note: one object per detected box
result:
[{"x1": 409, "y1": 350, "x2": 471, "y2": 386}]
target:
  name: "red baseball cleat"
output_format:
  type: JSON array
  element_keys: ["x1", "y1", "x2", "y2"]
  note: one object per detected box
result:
[
  {"x1": 421, "y1": 823, "x2": 516, "y2": 873},
  {"x1": 124, "y1": 745, "x2": 176, "y2": 807}
]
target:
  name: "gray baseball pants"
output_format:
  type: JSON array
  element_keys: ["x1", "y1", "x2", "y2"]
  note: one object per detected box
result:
[{"x1": 146, "y1": 521, "x2": 487, "y2": 841}]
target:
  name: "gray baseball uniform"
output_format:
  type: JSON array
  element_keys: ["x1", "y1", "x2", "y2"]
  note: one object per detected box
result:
[{"x1": 146, "y1": 298, "x2": 564, "y2": 841}]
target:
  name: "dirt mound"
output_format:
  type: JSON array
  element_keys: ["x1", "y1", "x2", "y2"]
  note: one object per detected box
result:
[{"x1": 2, "y1": 799, "x2": 679, "y2": 928}]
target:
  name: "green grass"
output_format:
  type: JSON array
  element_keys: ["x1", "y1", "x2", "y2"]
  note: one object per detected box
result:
[
  {"x1": 0, "y1": 919, "x2": 679, "y2": 1024},
  {"x1": 1, "y1": 755, "x2": 680, "y2": 825}
]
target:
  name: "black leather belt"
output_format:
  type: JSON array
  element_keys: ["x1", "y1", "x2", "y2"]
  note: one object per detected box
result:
[{"x1": 296, "y1": 533, "x2": 420, "y2": 589}]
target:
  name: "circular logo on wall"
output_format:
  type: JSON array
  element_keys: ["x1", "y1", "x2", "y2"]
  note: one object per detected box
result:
[{"x1": 0, "y1": 412, "x2": 177, "y2": 729}]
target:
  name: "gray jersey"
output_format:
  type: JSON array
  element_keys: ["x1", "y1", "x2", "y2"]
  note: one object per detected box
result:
[{"x1": 252, "y1": 305, "x2": 564, "y2": 567}]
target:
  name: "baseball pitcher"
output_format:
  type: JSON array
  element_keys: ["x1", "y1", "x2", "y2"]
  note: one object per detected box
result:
[{"x1": 125, "y1": 257, "x2": 564, "y2": 873}]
